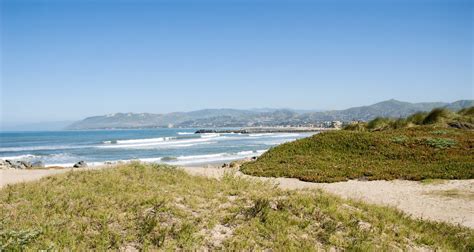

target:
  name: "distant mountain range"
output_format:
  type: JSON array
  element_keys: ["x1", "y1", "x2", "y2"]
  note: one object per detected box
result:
[{"x1": 66, "y1": 99, "x2": 474, "y2": 130}]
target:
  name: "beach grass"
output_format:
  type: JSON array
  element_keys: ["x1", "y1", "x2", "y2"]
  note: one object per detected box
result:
[
  {"x1": 1, "y1": 163, "x2": 472, "y2": 250},
  {"x1": 344, "y1": 106, "x2": 474, "y2": 132},
  {"x1": 240, "y1": 127, "x2": 474, "y2": 183}
]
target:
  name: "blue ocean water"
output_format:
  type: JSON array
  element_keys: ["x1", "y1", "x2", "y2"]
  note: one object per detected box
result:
[{"x1": 0, "y1": 129, "x2": 314, "y2": 166}]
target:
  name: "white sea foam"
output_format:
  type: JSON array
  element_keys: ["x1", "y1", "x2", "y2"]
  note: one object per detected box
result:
[
  {"x1": 115, "y1": 137, "x2": 175, "y2": 144},
  {"x1": 46, "y1": 161, "x2": 103, "y2": 167},
  {"x1": 162, "y1": 149, "x2": 268, "y2": 165},
  {"x1": 177, "y1": 132, "x2": 194, "y2": 135},
  {"x1": 42, "y1": 149, "x2": 268, "y2": 167},
  {"x1": 0, "y1": 154, "x2": 38, "y2": 160},
  {"x1": 134, "y1": 157, "x2": 163, "y2": 163},
  {"x1": 96, "y1": 137, "x2": 218, "y2": 149},
  {"x1": 176, "y1": 153, "x2": 226, "y2": 160},
  {"x1": 0, "y1": 145, "x2": 87, "y2": 152},
  {"x1": 1, "y1": 153, "x2": 81, "y2": 167},
  {"x1": 248, "y1": 133, "x2": 274, "y2": 137},
  {"x1": 269, "y1": 133, "x2": 300, "y2": 138},
  {"x1": 219, "y1": 132, "x2": 302, "y2": 141},
  {"x1": 200, "y1": 133, "x2": 221, "y2": 138}
]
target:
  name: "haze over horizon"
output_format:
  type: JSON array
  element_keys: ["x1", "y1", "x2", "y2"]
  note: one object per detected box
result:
[
  {"x1": 1, "y1": 0, "x2": 473, "y2": 124},
  {"x1": 2, "y1": 98, "x2": 473, "y2": 131}
]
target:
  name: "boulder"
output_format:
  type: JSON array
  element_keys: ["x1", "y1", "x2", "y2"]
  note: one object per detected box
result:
[
  {"x1": 448, "y1": 121, "x2": 474, "y2": 129},
  {"x1": 0, "y1": 159, "x2": 10, "y2": 169},
  {"x1": 20, "y1": 161, "x2": 32, "y2": 169},
  {"x1": 73, "y1": 161, "x2": 88, "y2": 168},
  {"x1": 5, "y1": 160, "x2": 32, "y2": 169},
  {"x1": 195, "y1": 129, "x2": 217, "y2": 134}
]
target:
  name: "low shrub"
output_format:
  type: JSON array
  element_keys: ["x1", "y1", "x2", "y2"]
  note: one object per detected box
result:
[
  {"x1": 422, "y1": 108, "x2": 453, "y2": 125},
  {"x1": 423, "y1": 138, "x2": 457, "y2": 149},
  {"x1": 391, "y1": 136, "x2": 408, "y2": 144},
  {"x1": 367, "y1": 117, "x2": 393, "y2": 131},
  {"x1": 344, "y1": 106, "x2": 474, "y2": 132},
  {"x1": 458, "y1": 107, "x2": 474, "y2": 116},
  {"x1": 343, "y1": 122, "x2": 367, "y2": 131},
  {"x1": 406, "y1": 112, "x2": 429, "y2": 125}
]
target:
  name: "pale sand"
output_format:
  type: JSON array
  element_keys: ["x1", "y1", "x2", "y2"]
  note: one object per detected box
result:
[
  {"x1": 182, "y1": 167, "x2": 474, "y2": 228},
  {"x1": 1, "y1": 166, "x2": 473, "y2": 228},
  {"x1": 0, "y1": 166, "x2": 109, "y2": 188}
]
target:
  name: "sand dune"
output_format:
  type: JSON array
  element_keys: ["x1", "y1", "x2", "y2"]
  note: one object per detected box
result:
[{"x1": 1, "y1": 166, "x2": 472, "y2": 228}]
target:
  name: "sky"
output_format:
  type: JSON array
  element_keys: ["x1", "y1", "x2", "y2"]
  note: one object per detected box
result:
[{"x1": 1, "y1": 0, "x2": 473, "y2": 124}]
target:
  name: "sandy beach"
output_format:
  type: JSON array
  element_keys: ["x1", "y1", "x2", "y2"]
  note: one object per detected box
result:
[{"x1": 1, "y1": 165, "x2": 473, "y2": 229}]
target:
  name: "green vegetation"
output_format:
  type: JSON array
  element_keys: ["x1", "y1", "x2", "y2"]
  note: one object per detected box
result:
[
  {"x1": 241, "y1": 127, "x2": 474, "y2": 182},
  {"x1": 1, "y1": 163, "x2": 472, "y2": 250},
  {"x1": 344, "y1": 106, "x2": 474, "y2": 131},
  {"x1": 423, "y1": 137, "x2": 457, "y2": 149},
  {"x1": 459, "y1": 106, "x2": 474, "y2": 116},
  {"x1": 242, "y1": 107, "x2": 474, "y2": 182}
]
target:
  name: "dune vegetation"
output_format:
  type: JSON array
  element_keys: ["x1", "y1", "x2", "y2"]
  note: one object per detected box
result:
[
  {"x1": 344, "y1": 107, "x2": 474, "y2": 132},
  {"x1": 1, "y1": 163, "x2": 473, "y2": 250},
  {"x1": 241, "y1": 108, "x2": 474, "y2": 183}
]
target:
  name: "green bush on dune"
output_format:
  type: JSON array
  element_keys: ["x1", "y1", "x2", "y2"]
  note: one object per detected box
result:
[
  {"x1": 406, "y1": 111, "x2": 429, "y2": 125},
  {"x1": 1, "y1": 163, "x2": 473, "y2": 250},
  {"x1": 459, "y1": 106, "x2": 474, "y2": 116},
  {"x1": 366, "y1": 117, "x2": 393, "y2": 131},
  {"x1": 422, "y1": 108, "x2": 454, "y2": 125},
  {"x1": 342, "y1": 122, "x2": 367, "y2": 131}
]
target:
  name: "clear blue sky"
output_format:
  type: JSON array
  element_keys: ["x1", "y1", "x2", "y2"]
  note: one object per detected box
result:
[{"x1": 1, "y1": 0, "x2": 472, "y2": 123}]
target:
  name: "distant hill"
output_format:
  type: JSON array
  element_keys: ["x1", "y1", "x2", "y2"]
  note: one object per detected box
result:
[
  {"x1": 66, "y1": 99, "x2": 474, "y2": 130},
  {"x1": 302, "y1": 99, "x2": 468, "y2": 122}
]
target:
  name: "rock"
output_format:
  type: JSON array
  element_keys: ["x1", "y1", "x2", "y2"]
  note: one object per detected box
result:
[
  {"x1": 221, "y1": 163, "x2": 229, "y2": 168},
  {"x1": 0, "y1": 159, "x2": 10, "y2": 169},
  {"x1": 73, "y1": 161, "x2": 87, "y2": 168},
  {"x1": 31, "y1": 161, "x2": 45, "y2": 168},
  {"x1": 195, "y1": 129, "x2": 217, "y2": 134},
  {"x1": 5, "y1": 160, "x2": 32, "y2": 169},
  {"x1": 22, "y1": 161, "x2": 32, "y2": 168},
  {"x1": 448, "y1": 121, "x2": 474, "y2": 129}
]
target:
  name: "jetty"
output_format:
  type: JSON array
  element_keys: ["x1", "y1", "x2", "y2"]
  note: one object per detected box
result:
[{"x1": 195, "y1": 127, "x2": 338, "y2": 134}]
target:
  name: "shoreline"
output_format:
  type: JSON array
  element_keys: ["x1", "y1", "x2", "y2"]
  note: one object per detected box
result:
[
  {"x1": 0, "y1": 151, "x2": 264, "y2": 169},
  {"x1": 1, "y1": 128, "x2": 316, "y2": 169}
]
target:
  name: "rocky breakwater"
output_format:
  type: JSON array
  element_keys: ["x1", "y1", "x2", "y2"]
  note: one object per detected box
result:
[
  {"x1": 195, "y1": 127, "x2": 335, "y2": 134},
  {"x1": 0, "y1": 159, "x2": 89, "y2": 169},
  {"x1": 0, "y1": 159, "x2": 45, "y2": 169}
]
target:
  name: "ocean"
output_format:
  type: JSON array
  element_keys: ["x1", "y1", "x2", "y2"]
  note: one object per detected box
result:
[{"x1": 0, "y1": 129, "x2": 315, "y2": 167}]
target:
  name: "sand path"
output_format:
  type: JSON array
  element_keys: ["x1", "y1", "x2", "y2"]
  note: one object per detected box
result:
[
  {"x1": 182, "y1": 167, "x2": 474, "y2": 228},
  {"x1": 1, "y1": 166, "x2": 473, "y2": 228}
]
